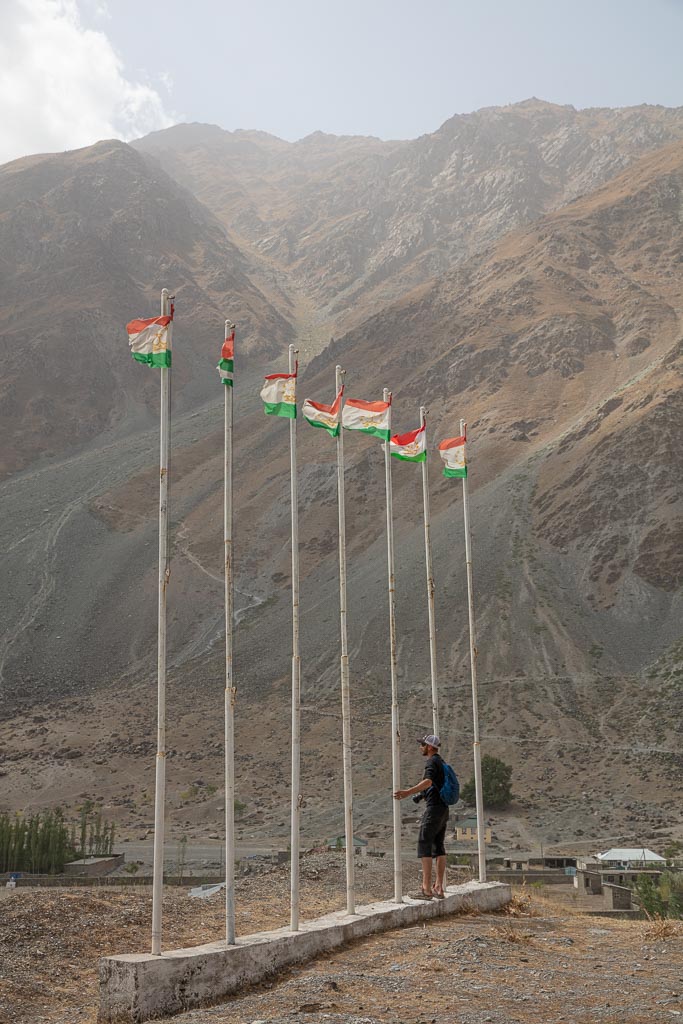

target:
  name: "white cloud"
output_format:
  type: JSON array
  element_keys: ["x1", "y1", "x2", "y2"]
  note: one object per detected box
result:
[{"x1": 0, "y1": 0, "x2": 174, "y2": 165}]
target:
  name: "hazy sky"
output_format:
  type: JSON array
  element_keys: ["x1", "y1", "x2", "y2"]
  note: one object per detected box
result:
[{"x1": 2, "y1": 0, "x2": 683, "y2": 164}]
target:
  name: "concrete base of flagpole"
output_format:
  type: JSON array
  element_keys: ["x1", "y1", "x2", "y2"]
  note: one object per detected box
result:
[{"x1": 99, "y1": 880, "x2": 510, "y2": 1022}]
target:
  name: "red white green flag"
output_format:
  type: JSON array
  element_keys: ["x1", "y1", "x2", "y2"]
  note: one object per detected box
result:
[
  {"x1": 438, "y1": 434, "x2": 467, "y2": 478},
  {"x1": 341, "y1": 397, "x2": 391, "y2": 440},
  {"x1": 261, "y1": 371, "x2": 296, "y2": 418},
  {"x1": 218, "y1": 325, "x2": 234, "y2": 386},
  {"x1": 126, "y1": 315, "x2": 172, "y2": 368},
  {"x1": 390, "y1": 422, "x2": 426, "y2": 462},
  {"x1": 302, "y1": 388, "x2": 343, "y2": 437}
]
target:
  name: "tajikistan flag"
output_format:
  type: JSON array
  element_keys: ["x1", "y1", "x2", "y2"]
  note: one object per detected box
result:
[
  {"x1": 126, "y1": 315, "x2": 172, "y2": 367},
  {"x1": 261, "y1": 371, "x2": 297, "y2": 418},
  {"x1": 342, "y1": 397, "x2": 391, "y2": 441},
  {"x1": 302, "y1": 388, "x2": 343, "y2": 437},
  {"x1": 438, "y1": 434, "x2": 467, "y2": 478},
  {"x1": 217, "y1": 325, "x2": 234, "y2": 386},
  {"x1": 390, "y1": 422, "x2": 426, "y2": 462}
]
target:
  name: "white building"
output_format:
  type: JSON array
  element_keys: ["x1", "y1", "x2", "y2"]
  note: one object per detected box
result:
[{"x1": 596, "y1": 848, "x2": 665, "y2": 869}]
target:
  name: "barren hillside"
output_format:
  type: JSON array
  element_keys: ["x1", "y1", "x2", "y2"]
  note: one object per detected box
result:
[
  {"x1": 0, "y1": 140, "x2": 293, "y2": 476},
  {"x1": 0, "y1": 107, "x2": 681, "y2": 852},
  {"x1": 135, "y1": 100, "x2": 683, "y2": 330}
]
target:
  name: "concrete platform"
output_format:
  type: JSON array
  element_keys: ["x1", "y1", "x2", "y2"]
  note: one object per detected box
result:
[{"x1": 99, "y1": 880, "x2": 510, "y2": 1022}]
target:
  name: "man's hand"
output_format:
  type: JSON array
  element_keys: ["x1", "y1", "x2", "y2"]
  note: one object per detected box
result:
[{"x1": 394, "y1": 779, "x2": 431, "y2": 801}]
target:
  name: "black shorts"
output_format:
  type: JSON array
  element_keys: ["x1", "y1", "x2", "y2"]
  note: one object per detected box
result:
[{"x1": 417, "y1": 805, "x2": 449, "y2": 858}]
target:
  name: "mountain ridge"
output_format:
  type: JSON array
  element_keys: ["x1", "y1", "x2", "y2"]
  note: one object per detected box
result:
[
  {"x1": 0, "y1": 138, "x2": 294, "y2": 476},
  {"x1": 133, "y1": 98, "x2": 683, "y2": 335}
]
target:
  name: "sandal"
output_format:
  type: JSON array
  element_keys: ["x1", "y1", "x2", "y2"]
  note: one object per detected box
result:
[
  {"x1": 409, "y1": 889, "x2": 433, "y2": 900},
  {"x1": 433, "y1": 891, "x2": 445, "y2": 900}
]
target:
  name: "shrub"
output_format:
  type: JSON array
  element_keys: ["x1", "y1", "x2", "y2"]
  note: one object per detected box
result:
[{"x1": 461, "y1": 755, "x2": 513, "y2": 809}]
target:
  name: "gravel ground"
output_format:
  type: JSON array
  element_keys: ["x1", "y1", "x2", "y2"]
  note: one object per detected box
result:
[{"x1": 0, "y1": 855, "x2": 681, "y2": 1024}]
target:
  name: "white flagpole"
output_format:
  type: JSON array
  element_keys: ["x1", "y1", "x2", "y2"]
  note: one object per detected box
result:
[
  {"x1": 335, "y1": 365, "x2": 355, "y2": 916},
  {"x1": 224, "y1": 320, "x2": 236, "y2": 945},
  {"x1": 289, "y1": 344, "x2": 302, "y2": 931},
  {"x1": 151, "y1": 287, "x2": 172, "y2": 955},
  {"x1": 419, "y1": 406, "x2": 439, "y2": 737},
  {"x1": 384, "y1": 389, "x2": 403, "y2": 903},
  {"x1": 460, "y1": 419, "x2": 486, "y2": 883}
]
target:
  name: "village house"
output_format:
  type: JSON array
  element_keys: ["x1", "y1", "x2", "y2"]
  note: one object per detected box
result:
[{"x1": 575, "y1": 848, "x2": 665, "y2": 893}]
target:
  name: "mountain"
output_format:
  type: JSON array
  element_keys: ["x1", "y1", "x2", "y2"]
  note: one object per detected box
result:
[
  {"x1": 134, "y1": 100, "x2": 683, "y2": 332},
  {"x1": 0, "y1": 105, "x2": 681, "y2": 850},
  {"x1": 0, "y1": 139, "x2": 293, "y2": 477},
  {"x1": 158, "y1": 138, "x2": 683, "y2": 690}
]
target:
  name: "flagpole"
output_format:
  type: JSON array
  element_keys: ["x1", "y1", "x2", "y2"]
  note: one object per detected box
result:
[
  {"x1": 151, "y1": 287, "x2": 171, "y2": 955},
  {"x1": 460, "y1": 419, "x2": 486, "y2": 883},
  {"x1": 289, "y1": 343, "x2": 302, "y2": 931},
  {"x1": 224, "y1": 320, "x2": 236, "y2": 944},
  {"x1": 419, "y1": 406, "x2": 439, "y2": 737},
  {"x1": 335, "y1": 365, "x2": 355, "y2": 916},
  {"x1": 383, "y1": 389, "x2": 403, "y2": 903}
]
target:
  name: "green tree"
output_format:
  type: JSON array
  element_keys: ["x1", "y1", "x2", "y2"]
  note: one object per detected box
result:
[
  {"x1": 668, "y1": 890, "x2": 682, "y2": 920},
  {"x1": 79, "y1": 800, "x2": 93, "y2": 861},
  {"x1": 633, "y1": 874, "x2": 665, "y2": 917},
  {"x1": 664, "y1": 841, "x2": 683, "y2": 864},
  {"x1": 175, "y1": 835, "x2": 188, "y2": 885},
  {"x1": 94, "y1": 811, "x2": 103, "y2": 855},
  {"x1": 461, "y1": 755, "x2": 513, "y2": 809}
]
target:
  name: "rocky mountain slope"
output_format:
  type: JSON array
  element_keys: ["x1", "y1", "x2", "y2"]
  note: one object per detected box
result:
[
  {"x1": 135, "y1": 100, "x2": 683, "y2": 331},
  {"x1": 0, "y1": 140, "x2": 292, "y2": 476},
  {"x1": 0, "y1": 104, "x2": 681, "y2": 848},
  {"x1": 140, "y1": 137, "x2": 681, "y2": 696}
]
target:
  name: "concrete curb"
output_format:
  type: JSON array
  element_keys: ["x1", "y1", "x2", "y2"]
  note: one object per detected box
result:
[{"x1": 99, "y1": 880, "x2": 510, "y2": 1022}]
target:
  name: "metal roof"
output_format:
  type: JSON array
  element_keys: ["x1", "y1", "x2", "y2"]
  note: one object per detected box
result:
[{"x1": 597, "y1": 847, "x2": 665, "y2": 862}]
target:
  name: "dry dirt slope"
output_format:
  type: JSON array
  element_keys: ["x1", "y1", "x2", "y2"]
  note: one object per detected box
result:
[
  {"x1": 1, "y1": 107, "x2": 682, "y2": 700},
  {"x1": 84, "y1": 137, "x2": 683, "y2": 693}
]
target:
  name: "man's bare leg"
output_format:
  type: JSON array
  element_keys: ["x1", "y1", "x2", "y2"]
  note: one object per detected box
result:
[
  {"x1": 421, "y1": 857, "x2": 434, "y2": 894},
  {"x1": 434, "y1": 855, "x2": 446, "y2": 895}
]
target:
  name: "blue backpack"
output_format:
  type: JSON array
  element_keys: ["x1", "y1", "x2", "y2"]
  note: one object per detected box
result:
[{"x1": 439, "y1": 762, "x2": 460, "y2": 805}]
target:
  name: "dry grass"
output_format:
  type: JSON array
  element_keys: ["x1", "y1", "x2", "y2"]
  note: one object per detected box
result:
[
  {"x1": 643, "y1": 915, "x2": 682, "y2": 940},
  {"x1": 4, "y1": 863, "x2": 683, "y2": 1024},
  {"x1": 453, "y1": 898, "x2": 483, "y2": 917},
  {"x1": 490, "y1": 921, "x2": 534, "y2": 944},
  {"x1": 503, "y1": 883, "x2": 540, "y2": 918}
]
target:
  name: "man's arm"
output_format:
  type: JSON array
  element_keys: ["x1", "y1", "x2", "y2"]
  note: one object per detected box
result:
[{"x1": 393, "y1": 778, "x2": 432, "y2": 801}]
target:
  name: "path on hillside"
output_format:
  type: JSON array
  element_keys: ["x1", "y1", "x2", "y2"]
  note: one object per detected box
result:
[{"x1": 0, "y1": 392, "x2": 229, "y2": 703}]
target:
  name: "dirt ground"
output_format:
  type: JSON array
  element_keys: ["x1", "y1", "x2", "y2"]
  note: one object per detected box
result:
[{"x1": 1, "y1": 855, "x2": 682, "y2": 1024}]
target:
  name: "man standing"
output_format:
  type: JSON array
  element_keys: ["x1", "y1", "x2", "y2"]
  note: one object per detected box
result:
[{"x1": 393, "y1": 734, "x2": 448, "y2": 900}]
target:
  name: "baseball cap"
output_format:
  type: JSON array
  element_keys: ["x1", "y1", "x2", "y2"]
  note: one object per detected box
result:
[{"x1": 419, "y1": 734, "x2": 441, "y2": 748}]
